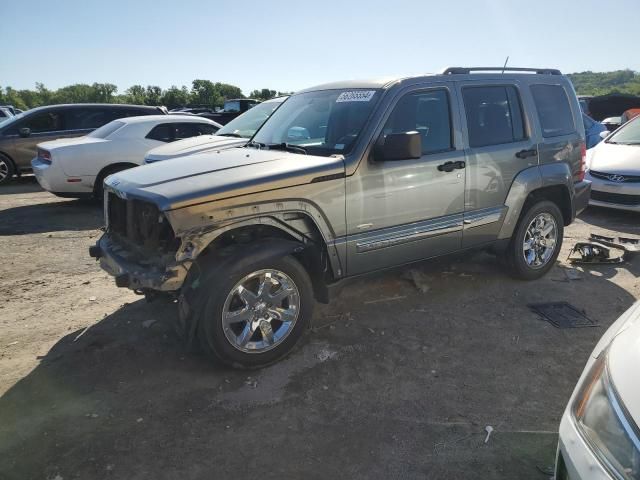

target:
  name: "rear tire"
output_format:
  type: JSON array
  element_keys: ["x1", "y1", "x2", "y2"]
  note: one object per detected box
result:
[
  {"x1": 0, "y1": 154, "x2": 15, "y2": 185},
  {"x1": 190, "y1": 253, "x2": 314, "y2": 368},
  {"x1": 504, "y1": 200, "x2": 564, "y2": 280}
]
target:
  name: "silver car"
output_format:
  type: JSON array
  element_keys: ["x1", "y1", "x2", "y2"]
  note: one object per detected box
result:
[
  {"x1": 586, "y1": 115, "x2": 640, "y2": 212},
  {"x1": 92, "y1": 67, "x2": 590, "y2": 368}
]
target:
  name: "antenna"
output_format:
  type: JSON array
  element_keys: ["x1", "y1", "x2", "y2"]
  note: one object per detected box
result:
[{"x1": 501, "y1": 56, "x2": 510, "y2": 74}]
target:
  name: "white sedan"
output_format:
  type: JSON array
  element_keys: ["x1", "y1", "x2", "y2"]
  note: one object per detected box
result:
[
  {"x1": 586, "y1": 115, "x2": 640, "y2": 212},
  {"x1": 32, "y1": 115, "x2": 221, "y2": 199},
  {"x1": 144, "y1": 96, "x2": 287, "y2": 164},
  {"x1": 556, "y1": 301, "x2": 640, "y2": 479}
]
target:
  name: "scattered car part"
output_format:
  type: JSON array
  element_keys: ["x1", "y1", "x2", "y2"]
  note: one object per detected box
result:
[
  {"x1": 567, "y1": 241, "x2": 625, "y2": 265},
  {"x1": 590, "y1": 233, "x2": 640, "y2": 253},
  {"x1": 528, "y1": 302, "x2": 597, "y2": 329}
]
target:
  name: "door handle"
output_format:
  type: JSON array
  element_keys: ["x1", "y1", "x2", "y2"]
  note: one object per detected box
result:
[
  {"x1": 437, "y1": 161, "x2": 466, "y2": 172},
  {"x1": 515, "y1": 149, "x2": 538, "y2": 159}
]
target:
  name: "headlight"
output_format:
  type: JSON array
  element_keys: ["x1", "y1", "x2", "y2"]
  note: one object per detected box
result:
[{"x1": 573, "y1": 351, "x2": 640, "y2": 479}]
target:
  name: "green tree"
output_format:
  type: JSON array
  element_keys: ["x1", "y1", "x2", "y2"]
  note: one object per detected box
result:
[
  {"x1": 191, "y1": 79, "x2": 221, "y2": 106},
  {"x1": 144, "y1": 86, "x2": 163, "y2": 106},
  {"x1": 249, "y1": 88, "x2": 277, "y2": 100},
  {"x1": 123, "y1": 85, "x2": 147, "y2": 105},
  {"x1": 161, "y1": 85, "x2": 190, "y2": 108}
]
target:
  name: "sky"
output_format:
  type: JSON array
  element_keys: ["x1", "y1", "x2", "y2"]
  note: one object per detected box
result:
[{"x1": 1, "y1": 0, "x2": 639, "y2": 95}]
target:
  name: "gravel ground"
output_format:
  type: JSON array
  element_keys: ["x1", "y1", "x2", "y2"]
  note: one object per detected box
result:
[{"x1": 1, "y1": 177, "x2": 639, "y2": 480}]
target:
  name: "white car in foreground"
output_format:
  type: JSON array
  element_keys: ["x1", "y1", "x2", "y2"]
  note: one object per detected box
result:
[
  {"x1": 586, "y1": 115, "x2": 640, "y2": 212},
  {"x1": 32, "y1": 115, "x2": 221, "y2": 199},
  {"x1": 144, "y1": 96, "x2": 287, "y2": 164},
  {"x1": 556, "y1": 301, "x2": 640, "y2": 479}
]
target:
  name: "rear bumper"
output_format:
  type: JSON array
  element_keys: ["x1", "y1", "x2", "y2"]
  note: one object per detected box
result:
[
  {"x1": 573, "y1": 180, "x2": 591, "y2": 218},
  {"x1": 91, "y1": 234, "x2": 189, "y2": 292}
]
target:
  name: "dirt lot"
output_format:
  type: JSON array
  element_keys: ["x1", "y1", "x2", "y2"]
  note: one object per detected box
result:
[{"x1": 1, "y1": 178, "x2": 639, "y2": 480}]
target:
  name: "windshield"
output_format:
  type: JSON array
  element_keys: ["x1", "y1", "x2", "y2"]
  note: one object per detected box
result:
[
  {"x1": 87, "y1": 120, "x2": 125, "y2": 139},
  {"x1": 217, "y1": 99, "x2": 285, "y2": 139},
  {"x1": 607, "y1": 116, "x2": 640, "y2": 145},
  {"x1": 251, "y1": 89, "x2": 381, "y2": 156}
]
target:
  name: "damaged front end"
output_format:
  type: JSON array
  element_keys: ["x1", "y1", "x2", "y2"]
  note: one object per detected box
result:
[{"x1": 90, "y1": 190, "x2": 191, "y2": 293}]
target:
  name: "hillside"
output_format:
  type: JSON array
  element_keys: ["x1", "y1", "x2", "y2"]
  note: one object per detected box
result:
[{"x1": 568, "y1": 70, "x2": 640, "y2": 96}]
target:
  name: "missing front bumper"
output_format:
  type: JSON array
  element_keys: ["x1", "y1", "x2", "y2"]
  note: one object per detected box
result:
[{"x1": 92, "y1": 235, "x2": 189, "y2": 292}]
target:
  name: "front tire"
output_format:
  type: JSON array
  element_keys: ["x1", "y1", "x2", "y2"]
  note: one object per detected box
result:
[
  {"x1": 504, "y1": 200, "x2": 564, "y2": 280},
  {"x1": 0, "y1": 154, "x2": 15, "y2": 185},
  {"x1": 193, "y1": 254, "x2": 314, "y2": 368}
]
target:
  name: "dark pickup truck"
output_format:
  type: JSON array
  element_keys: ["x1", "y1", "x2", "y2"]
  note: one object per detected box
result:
[{"x1": 198, "y1": 99, "x2": 260, "y2": 125}]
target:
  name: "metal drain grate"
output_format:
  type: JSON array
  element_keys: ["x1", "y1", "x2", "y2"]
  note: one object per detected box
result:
[{"x1": 528, "y1": 302, "x2": 598, "y2": 329}]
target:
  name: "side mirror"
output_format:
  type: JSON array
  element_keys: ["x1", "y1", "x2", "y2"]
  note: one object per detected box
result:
[
  {"x1": 376, "y1": 131, "x2": 422, "y2": 161},
  {"x1": 287, "y1": 126, "x2": 310, "y2": 140},
  {"x1": 19, "y1": 127, "x2": 31, "y2": 138},
  {"x1": 599, "y1": 130, "x2": 610, "y2": 140}
]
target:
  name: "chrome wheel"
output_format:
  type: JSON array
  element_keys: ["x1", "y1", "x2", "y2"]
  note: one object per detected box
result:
[
  {"x1": 221, "y1": 269, "x2": 300, "y2": 354},
  {"x1": 522, "y1": 212, "x2": 558, "y2": 269},
  {"x1": 0, "y1": 158, "x2": 9, "y2": 182}
]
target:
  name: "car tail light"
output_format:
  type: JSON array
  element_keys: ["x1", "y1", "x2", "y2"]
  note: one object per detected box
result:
[
  {"x1": 576, "y1": 142, "x2": 586, "y2": 182},
  {"x1": 38, "y1": 149, "x2": 52, "y2": 164}
]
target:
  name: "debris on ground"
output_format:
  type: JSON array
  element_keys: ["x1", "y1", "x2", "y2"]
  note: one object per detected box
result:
[
  {"x1": 88, "y1": 296, "x2": 97, "y2": 301},
  {"x1": 402, "y1": 269, "x2": 431, "y2": 293},
  {"x1": 568, "y1": 241, "x2": 624, "y2": 264},
  {"x1": 528, "y1": 302, "x2": 598, "y2": 329},
  {"x1": 591, "y1": 233, "x2": 640, "y2": 253},
  {"x1": 141, "y1": 319, "x2": 156, "y2": 329},
  {"x1": 563, "y1": 267, "x2": 582, "y2": 281},
  {"x1": 136, "y1": 417, "x2": 143, "y2": 423},
  {"x1": 484, "y1": 425, "x2": 494, "y2": 444},
  {"x1": 5, "y1": 341, "x2": 18, "y2": 347},
  {"x1": 363, "y1": 295, "x2": 406, "y2": 305}
]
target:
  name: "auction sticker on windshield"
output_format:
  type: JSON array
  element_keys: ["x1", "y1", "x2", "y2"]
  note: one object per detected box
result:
[{"x1": 336, "y1": 90, "x2": 376, "y2": 103}]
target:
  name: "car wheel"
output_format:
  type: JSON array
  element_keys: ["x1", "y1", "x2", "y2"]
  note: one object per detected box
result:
[
  {"x1": 504, "y1": 200, "x2": 564, "y2": 280},
  {"x1": 94, "y1": 164, "x2": 135, "y2": 200},
  {"x1": 193, "y1": 254, "x2": 314, "y2": 368},
  {"x1": 0, "y1": 154, "x2": 15, "y2": 185}
]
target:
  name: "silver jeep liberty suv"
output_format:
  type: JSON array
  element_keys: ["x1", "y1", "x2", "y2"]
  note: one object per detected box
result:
[{"x1": 91, "y1": 67, "x2": 591, "y2": 368}]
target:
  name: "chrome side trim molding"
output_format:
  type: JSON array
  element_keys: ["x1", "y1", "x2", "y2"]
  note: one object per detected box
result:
[
  {"x1": 355, "y1": 215, "x2": 463, "y2": 253},
  {"x1": 463, "y1": 206, "x2": 507, "y2": 229}
]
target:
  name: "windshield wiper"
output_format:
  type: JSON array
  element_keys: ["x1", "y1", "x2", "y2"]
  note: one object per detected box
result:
[
  {"x1": 218, "y1": 133, "x2": 243, "y2": 138},
  {"x1": 267, "y1": 143, "x2": 307, "y2": 155},
  {"x1": 246, "y1": 140, "x2": 267, "y2": 149}
]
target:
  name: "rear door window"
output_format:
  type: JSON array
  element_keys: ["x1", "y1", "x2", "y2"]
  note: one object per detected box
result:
[
  {"x1": 383, "y1": 89, "x2": 453, "y2": 154},
  {"x1": 462, "y1": 86, "x2": 526, "y2": 148},
  {"x1": 146, "y1": 124, "x2": 174, "y2": 142},
  {"x1": 65, "y1": 108, "x2": 113, "y2": 130},
  {"x1": 530, "y1": 84, "x2": 575, "y2": 137}
]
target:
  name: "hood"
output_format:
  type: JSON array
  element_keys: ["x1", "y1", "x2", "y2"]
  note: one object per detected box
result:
[
  {"x1": 38, "y1": 136, "x2": 106, "y2": 151},
  {"x1": 106, "y1": 147, "x2": 345, "y2": 211},
  {"x1": 588, "y1": 141, "x2": 640, "y2": 175},
  {"x1": 607, "y1": 301, "x2": 640, "y2": 425},
  {"x1": 145, "y1": 135, "x2": 246, "y2": 163}
]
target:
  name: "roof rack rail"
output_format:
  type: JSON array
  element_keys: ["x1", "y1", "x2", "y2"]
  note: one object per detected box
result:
[{"x1": 441, "y1": 67, "x2": 562, "y2": 75}]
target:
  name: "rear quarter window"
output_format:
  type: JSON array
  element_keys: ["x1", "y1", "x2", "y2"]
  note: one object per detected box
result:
[{"x1": 531, "y1": 84, "x2": 576, "y2": 137}]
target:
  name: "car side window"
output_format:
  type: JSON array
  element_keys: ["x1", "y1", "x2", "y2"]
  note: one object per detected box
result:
[
  {"x1": 383, "y1": 89, "x2": 453, "y2": 154},
  {"x1": 462, "y1": 86, "x2": 526, "y2": 148},
  {"x1": 18, "y1": 111, "x2": 63, "y2": 133},
  {"x1": 174, "y1": 123, "x2": 206, "y2": 140},
  {"x1": 146, "y1": 124, "x2": 174, "y2": 142},
  {"x1": 531, "y1": 84, "x2": 576, "y2": 138},
  {"x1": 65, "y1": 108, "x2": 112, "y2": 130},
  {"x1": 197, "y1": 123, "x2": 219, "y2": 135}
]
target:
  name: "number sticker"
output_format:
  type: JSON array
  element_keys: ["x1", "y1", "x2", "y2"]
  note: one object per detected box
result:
[{"x1": 336, "y1": 90, "x2": 376, "y2": 103}]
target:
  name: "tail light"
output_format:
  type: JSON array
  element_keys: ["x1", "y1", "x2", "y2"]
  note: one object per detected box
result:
[
  {"x1": 38, "y1": 148, "x2": 52, "y2": 164},
  {"x1": 576, "y1": 142, "x2": 586, "y2": 182}
]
